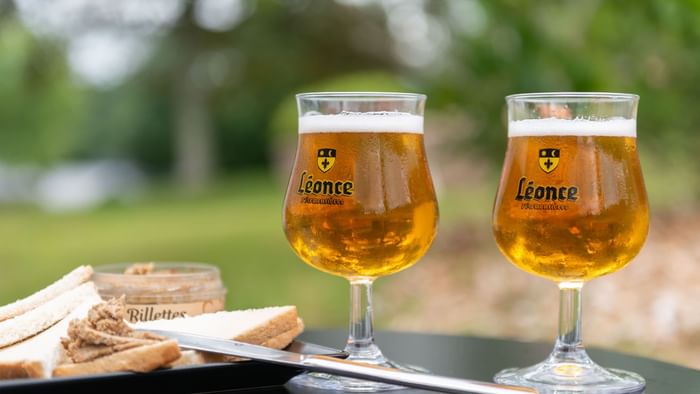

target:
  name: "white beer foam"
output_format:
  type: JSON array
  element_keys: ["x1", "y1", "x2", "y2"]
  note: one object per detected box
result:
[
  {"x1": 509, "y1": 118, "x2": 636, "y2": 137},
  {"x1": 299, "y1": 112, "x2": 423, "y2": 134}
]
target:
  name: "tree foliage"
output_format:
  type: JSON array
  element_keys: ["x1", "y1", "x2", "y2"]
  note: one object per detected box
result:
[{"x1": 0, "y1": 0, "x2": 699, "y2": 182}]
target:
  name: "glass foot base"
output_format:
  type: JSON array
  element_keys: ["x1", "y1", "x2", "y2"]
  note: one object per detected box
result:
[
  {"x1": 287, "y1": 360, "x2": 428, "y2": 392},
  {"x1": 494, "y1": 358, "x2": 646, "y2": 394}
]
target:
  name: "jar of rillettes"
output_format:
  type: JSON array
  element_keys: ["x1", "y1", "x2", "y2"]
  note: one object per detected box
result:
[{"x1": 93, "y1": 262, "x2": 227, "y2": 323}]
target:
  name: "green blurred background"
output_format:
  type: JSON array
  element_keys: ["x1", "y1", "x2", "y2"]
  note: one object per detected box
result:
[{"x1": 1, "y1": 0, "x2": 700, "y2": 368}]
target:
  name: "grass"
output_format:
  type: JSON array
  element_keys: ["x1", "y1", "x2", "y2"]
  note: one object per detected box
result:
[{"x1": 0, "y1": 172, "x2": 349, "y2": 326}]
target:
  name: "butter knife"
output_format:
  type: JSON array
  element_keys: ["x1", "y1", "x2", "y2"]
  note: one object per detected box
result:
[{"x1": 139, "y1": 329, "x2": 537, "y2": 394}]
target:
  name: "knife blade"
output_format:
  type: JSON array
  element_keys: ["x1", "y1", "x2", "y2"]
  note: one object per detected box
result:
[{"x1": 138, "y1": 328, "x2": 537, "y2": 394}]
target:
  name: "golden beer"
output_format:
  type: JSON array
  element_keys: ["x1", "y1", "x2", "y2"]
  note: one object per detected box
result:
[
  {"x1": 493, "y1": 133, "x2": 649, "y2": 282},
  {"x1": 493, "y1": 94, "x2": 648, "y2": 392},
  {"x1": 283, "y1": 131, "x2": 438, "y2": 279}
]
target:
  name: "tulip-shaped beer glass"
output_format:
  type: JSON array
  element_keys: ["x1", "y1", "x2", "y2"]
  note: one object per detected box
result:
[
  {"x1": 493, "y1": 93, "x2": 648, "y2": 393},
  {"x1": 283, "y1": 93, "x2": 438, "y2": 391}
]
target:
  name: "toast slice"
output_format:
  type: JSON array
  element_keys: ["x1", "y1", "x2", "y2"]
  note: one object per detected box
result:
[
  {"x1": 53, "y1": 340, "x2": 181, "y2": 377},
  {"x1": 0, "y1": 283, "x2": 102, "y2": 379},
  {"x1": 0, "y1": 266, "x2": 93, "y2": 323},
  {"x1": 0, "y1": 282, "x2": 99, "y2": 349}
]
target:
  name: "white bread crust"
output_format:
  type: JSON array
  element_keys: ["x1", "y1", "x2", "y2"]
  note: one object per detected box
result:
[
  {"x1": 0, "y1": 283, "x2": 102, "y2": 379},
  {"x1": 0, "y1": 266, "x2": 93, "y2": 323},
  {"x1": 0, "y1": 282, "x2": 98, "y2": 349}
]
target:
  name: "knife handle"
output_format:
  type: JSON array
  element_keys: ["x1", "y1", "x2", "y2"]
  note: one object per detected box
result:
[{"x1": 302, "y1": 355, "x2": 538, "y2": 394}]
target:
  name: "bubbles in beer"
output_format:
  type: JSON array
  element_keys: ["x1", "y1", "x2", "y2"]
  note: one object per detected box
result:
[
  {"x1": 508, "y1": 118, "x2": 636, "y2": 138},
  {"x1": 299, "y1": 111, "x2": 424, "y2": 134}
]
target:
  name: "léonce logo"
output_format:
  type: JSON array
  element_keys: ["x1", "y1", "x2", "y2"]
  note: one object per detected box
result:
[
  {"x1": 296, "y1": 147, "x2": 353, "y2": 204},
  {"x1": 317, "y1": 148, "x2": 336, "y2": 173},
  {"x1": 539, "y1": 148, "x2": 560, "y2": 173}
]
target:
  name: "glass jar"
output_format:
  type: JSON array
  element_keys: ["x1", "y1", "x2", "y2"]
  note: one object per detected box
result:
[{"x1": 93, "y1": 262, "x2": 227, "y2": 323}]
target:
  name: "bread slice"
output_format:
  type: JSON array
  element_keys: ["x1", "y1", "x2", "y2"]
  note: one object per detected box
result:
[
  {"x1": 136, "y1": 306, "x2": 300, "y2": 344},
  {"x1": 0, "y1": 266, "x2": 93, "y2": 323},
  {"x1": 53, "y1": 340, "x2": 181, "y2": 377},
  {"x1": 201, "y1": 318, "x2": 305, "y2": 363},
  {"x1": 166, "y1": 323, "x2": 299, "y2": 367},
  {"x1": 261, "y1": 318, "x2": 304, "y2": 349},
  {"x1": 0, "y1": 282, "x2": 99, "y2": 349},
  {"x1": 0, "y1": 283, "x2": 102, "y2": 379},
  {"x1": 136, "y1": 306, "x2": 303, "y2": 366}
]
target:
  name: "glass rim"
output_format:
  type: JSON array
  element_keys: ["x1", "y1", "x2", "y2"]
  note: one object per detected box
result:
[
  {"x1": 296, "y1": 91, "x2": 426, "y2": 101},
  {"x1": 506, "y1": 92, "x2": 639, "y2": 103}
]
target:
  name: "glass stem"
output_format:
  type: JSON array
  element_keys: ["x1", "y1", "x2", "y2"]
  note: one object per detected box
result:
[
  {"x1": 345, "y1": 278, "x2": 386, "y2": 364},
  {"x1": 553, "y1": 281, "x2": 585, "y2": 358}
]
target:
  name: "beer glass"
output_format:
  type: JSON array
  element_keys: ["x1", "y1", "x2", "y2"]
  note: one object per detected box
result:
[
  {"x1": 283, "y1": 92, "x2": 438, "y2": 391},
  {"x1": 493, "y1": 93, "x2": 648, "y2": 393}
]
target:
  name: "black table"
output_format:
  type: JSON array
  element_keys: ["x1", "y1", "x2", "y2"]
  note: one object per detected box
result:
[
  {"x1": 2, "y1": 330, "x2": 696, "y2": 393},
  {"x1": 267, "y1": 329, "x2": 700, "y2": 394}
]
